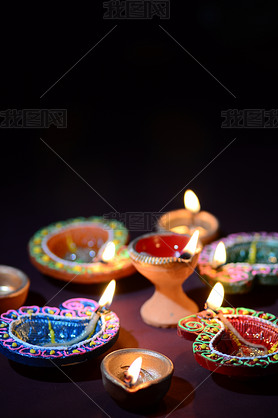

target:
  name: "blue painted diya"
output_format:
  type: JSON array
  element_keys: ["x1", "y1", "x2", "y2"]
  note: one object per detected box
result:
[{"x1": 0, "y1": 298, "x2": 119, "y2": 367}]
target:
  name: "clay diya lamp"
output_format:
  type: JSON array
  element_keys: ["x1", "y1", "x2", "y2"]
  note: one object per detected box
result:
[
  {"x1": 157, "y1": 190, "x2": 219, "y2": 245},
  {"x1": 198, "y1": 232, "x2": 278, "y2": 294},
  {"x1": 101, "y1": 348, "x2": 173, "y2": 410},
  {"x1": 0, "y1": 281, "x2": 119, "y2": 366},
  {"x1": 28, "y1": 216, "x2": 135, "y2": 284},
  {"x1": 0, "y1": 266, "x2": 30, "y2": 313},
  {"x1": 128, "y1": 231, "x2": 202, "y2": 328},
  {"x1": 178, "y1": 282, "x2": 278, "y2": 377}
]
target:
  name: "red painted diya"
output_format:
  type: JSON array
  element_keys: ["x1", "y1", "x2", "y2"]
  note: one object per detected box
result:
[
  {"x1": 128, "y1": 232, "x2": 202, "y2": 328},
  {"x1": 178, "y1": 307, "x2": 278, "y2": 377},
  {"x1": 29, "y1": 217, "x2": 135, "y2": 284}
]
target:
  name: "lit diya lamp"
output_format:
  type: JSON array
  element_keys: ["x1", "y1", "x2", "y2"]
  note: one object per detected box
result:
[
  {"x1": 28, "y1": 216, "x2": 135, "y2": 284},
  {"x1": 101, "y1": 348, "x2": 173, "y2": 410},
  {"x1": 178, "y1": 282, "x2": 278, "y2": 377},
  {"x1": 157, "y1": 190, "x2": 219, "y2": 245},
  {"x1": 0, "y1": 280, "x2": 120, "y2": 366},
  {"x1": 198, "y1": 232, "x2": 278, "y2": 294},
  {"x1": 128, "y1": 230, "x2": 202, "y2": 328}
]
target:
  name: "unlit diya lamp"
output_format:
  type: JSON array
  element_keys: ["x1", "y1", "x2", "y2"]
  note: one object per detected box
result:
[
  {"x1": 0, "y1": 280, "x2": 119, "y2": 366},
  {"x1": 198, "y1": 232, "x2": 278, "y2": 294},
  {"x1": 28, "y1": 216, "x2": 135, "y2": 284},
  {"x1": 178, "y1": 282, "x2": 278, "y2": 377},
  {"x1": 101, "y1": 348, "x2": 173, "y2": 410},
  {"x1": 157, "y1": 190, "x2": 219, "y2": 245},
  {"x1": 128, "y1": 230, "x2": 202, "y2": 328},
  {"x1": 0, "y1": 266, "x2": 30, "y2": 313}
]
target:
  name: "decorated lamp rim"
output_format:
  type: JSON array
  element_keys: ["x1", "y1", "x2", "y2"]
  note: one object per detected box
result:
[{"x1": 128, "y1": 232, "x2": 202, "y2": 265}]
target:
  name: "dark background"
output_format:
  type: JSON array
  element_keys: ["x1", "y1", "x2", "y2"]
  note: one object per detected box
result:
[{"x1": 1, "y1": 2, "x2": 278, "y2": 418}]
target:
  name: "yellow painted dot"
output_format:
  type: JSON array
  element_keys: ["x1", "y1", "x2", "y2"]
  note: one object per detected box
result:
[
  {"x1": 55, "y1": 262, "x2": 64, "y2": 269},
  {"x1": 0, "y1": 324, "x2": 5, "y2": 328},
  {"x1": 102, "y1": 334, "x2": 109, "y2": 339},
  {"x1": 72, "y1": 349, "x2": 79, "y2": 354},
  {"x1": 41, "y1": 229, "x2": 48, "y2": 235},
  {"x1": 200, "y1": 344, "x2": 207, "y2": 349},
  {"x1": 12, "y1": 343, "x2": 17, "y2": 347},
  {"x1": 73, "y1": 265, "x2": 82, "y2": 272},
  {"x1": 42, "y1": 255, "x2": 50, "y2": 262},
  {"x1": 253, "y1": 358, "x2": 258, "y2": 362},
  {"x1": 115, "y1": 231, "x2": 123, "y2": 237},
  {"x1": 33, "y1": 246, "x2": 42, "y2": 254},
  {"x1": 55, "y1": 223, "x2": 63, "y2": 228},
  {"x1": 92, "y1": 265, "x2": 102, "y2": 272},
  {"x1": 86, "y1": 311, "x2": 92, "y2": 316},
  {"x1": 262, "y1": 314, "x2": 268, "y2": 319},
  {"x1": 50, "y1": 350, "x2": 55, "y2": 355},
  {"x1": 273, "y1": 354, "x2": 278, "y2": 360},
  {"x1": 202, "y1": 335, "x2": 210, "y2": 340},
  {"x1": 90, "y1": 341, "x2": 96, "y2": 346},
  {"x1": 212, "y1": 328, "x2": 219, "y2": 333},
  {"x1": 3, "y1": 333, "x2": 8, "y2": 338},
  {"x1": 114, "y1": 240, "x2": 119, "y2": 245},
  {"x1": 65, "y1": 313, "x2": 72, "y2": 317},
  {"x1": 27, "y1": 309, "x2": 33, "y2": 314},
  {"x1": 34, "y1": 237, "x2": 42, "y2": 244},
  {"x1": 49, "y1": 310, "x2": 54, "y2": 314},
  {"x1": 30, "y1": 349, "x2": 36, "y2": 354}
]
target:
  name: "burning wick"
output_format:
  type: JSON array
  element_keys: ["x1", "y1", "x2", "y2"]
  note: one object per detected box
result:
[
  {"x1": 123, "y1": 357, "x2": 142, "y2": 388},
  {"x1": 205, "y1": 282, "x2": 267, "y2": 356},
  {"x1": 212, "y1": 241, "x2": 226, "y2": 269},
  {"x1": 179, "y1": 230, "x2": 199, "y2": 260},
  {"x1": 94, "y1": 241, "x2": 116, "y2": 264},
  {"x1": 43, "y1": 280, "x2": 116, "y2": 347},
  {"x1": 184, "y1": 189, "x2": 200, "y2": 228}
]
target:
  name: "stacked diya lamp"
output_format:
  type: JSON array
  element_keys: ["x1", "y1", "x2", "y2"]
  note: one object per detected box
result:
[{"x1": 128, "y1": 230, "x2": 202, "y2": 327}]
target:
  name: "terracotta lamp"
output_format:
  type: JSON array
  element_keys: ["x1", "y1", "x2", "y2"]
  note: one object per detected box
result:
[
  {"x1": 128, "y1": 231, "x2": 202, "y2": 328},
  {"x1": 101, "y1": 348, "x2": 173, "y2": 410},
  {"x1": 178, "y1": 282, "x2": 278, "y2": 377},
  {"x1": 198, "y1": 232, "x2": 278, "y2": 294},
  {"x1": 0, "y1": 281, "x2": 119, "y2": 366},
  {"x1": 0, "y1": 266, "x2": 30, "y2": 313},
  {"x1": 28, "y1": 217, "x2": 135, "y2": 284},
  {"x1": 157, "y1": 190, "x2": 219, "y2": 245}
]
